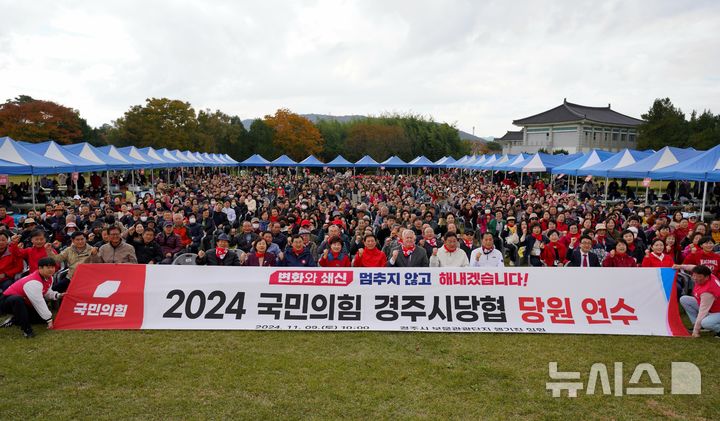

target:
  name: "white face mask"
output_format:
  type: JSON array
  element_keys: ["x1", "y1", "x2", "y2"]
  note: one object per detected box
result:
[
  {"x1": 189, "y1": 217, "x2": 196, "y2": 224},
  {"x1": 140, "y1": 216, "x2": 148, "y2": 222},
  {"x1": 301, "y1": 205, "x2": 307, "y2": 210},
  {"x1": 252, "y1": 223, "x2": 259, "y2": 229}
]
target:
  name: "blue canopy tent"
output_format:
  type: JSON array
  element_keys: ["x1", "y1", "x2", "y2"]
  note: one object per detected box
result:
[
  {"x1": 550, "y1": 150, "x2": 615, "y2": 176},
  {"x1": 494, "y1": 153, "x2": 528, "y2": 172},
  {"x1": 0, "y1": 137, "x2": 71, "y2": 174},
  {"x1": 381, "y1": 156, "x2": 407, "y2": 168},
  {"x1": 23, "y1": 140, "x2": 109, "y2": 194},
  {"x1": 457, "y1": 155, "x2": 481, "y2": 169},
  {"x1": 21, "y1": 140, "x2": 107, "y2": 173},
  {"x1": 551, "y1": 149, "x2": 617, "y2": 199},
  {"x1": 486, "y1": 154, "x2": 515, "y2": 171},
  {"x1": 326, "y1": 155, "x2": 353, "y2": 168},
  {"x1": 299, "y1": 155, "x2": 325, "y2": 167},
  {"x1": 354, "y1": 155, "x2": 380, "y2": 168},
  {"x1": 166, "y1": 150, "x2": 192, "y2": 167},
  {"x1": 209, "y1": 154, "x2": 227, "y2": 165},
  {"x1": 0, "y1": 137, "x2": 76, "y2": 206},
  {"x1": 434, "y1": 156, "x2": 456, "y2": 168},
  {"x1": 450, "y1": 155, "x2": 470, "y2": 168},
  {"x1": 578, "y1": 149, "x2": 653, "y2": 178},
  {"x1": 179, "y1": 151, "x2": 201, "y2": 167},
  {"x1": 99, "y1": 145, "x2": 149, "y2": 185},
  {"x1": 647, "y1": 144, "x2": 720, "y2": 218},
  {"x1": 155, "y1": 148, "x2": 184, "y2": 167},
  {"x1": 201, "y1": 153, "x2": 224, "y2": 166},
  {"x1": 139, "y1": 147, "x2": 174, "y2": 168},
  {"x1": 64, "y1": 142, "x2": 136, "y2": 195},
  {"x1": 119, "y1": 146, "x2": 166, "y2": 169},
  {"x1": 222, "y1": 154, "x2": 238, "y2": 165},
  {"x1": 240, "y1": 154, "x2": 271, "y2": 167},
  {"x1": 269, "y1": 155, "x2": 298, "y2": 167},
  {"x1": 506, "y1": 152, "x2": 581, "y2": 186},
  {"x1": 604, "y1": 147, "x2": 701, "y2": 179},
  {"x1": 407, "y1": 156, "x2": 435, "y2": 168},
  {"x1": 603, "y1": 147, "x2": 702, "y2": 205},
  {"x1": 473, "y1": 154, "x2": 498, "y2": 170}
]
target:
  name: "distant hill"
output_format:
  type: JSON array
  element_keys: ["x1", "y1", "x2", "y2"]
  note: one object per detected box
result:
[{"x1": 242, "y1": 114, "x2": 486, "y2": 143}]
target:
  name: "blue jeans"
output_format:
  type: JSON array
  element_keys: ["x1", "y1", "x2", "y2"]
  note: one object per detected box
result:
[{"x1": 680, "y1": 295, "x2": 720, "y2": 332}]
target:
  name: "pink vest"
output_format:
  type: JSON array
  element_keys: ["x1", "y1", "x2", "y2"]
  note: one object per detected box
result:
[{"x1": 3, "y1": 271, "x2": 52, "y2": 303}]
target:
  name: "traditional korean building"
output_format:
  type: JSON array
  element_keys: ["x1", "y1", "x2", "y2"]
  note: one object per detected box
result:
[{"x1": 501, "y1": 99, "x2": 644, "y2": 154}]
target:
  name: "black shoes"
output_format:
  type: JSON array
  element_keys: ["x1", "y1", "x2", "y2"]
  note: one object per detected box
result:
[{"x1": 22, "y1": 328, "x2": 35, "y2": 339}]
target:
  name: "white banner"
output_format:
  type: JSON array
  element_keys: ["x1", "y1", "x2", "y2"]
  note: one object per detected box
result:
[{"x1": 55, "y1": 265, "x2": 688, "y2": 336}]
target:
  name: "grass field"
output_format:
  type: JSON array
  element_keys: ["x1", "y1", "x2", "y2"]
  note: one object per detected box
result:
[{"x1": 0, "y1": 326, "x2": 718, "y2": 420}]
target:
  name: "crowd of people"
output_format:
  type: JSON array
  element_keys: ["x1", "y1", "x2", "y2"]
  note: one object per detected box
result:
[{"x1": 1, "y1": 167, "x2": 719, "y2": 338}]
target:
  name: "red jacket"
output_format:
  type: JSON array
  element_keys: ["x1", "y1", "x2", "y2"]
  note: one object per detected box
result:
[
  {"x1": 683, "y1": 251, "x2": 720, "y2": 278},
  {"x1": 319, "y1": 252, "x2": 351, "y2": 267},
  {"x1": 641, "y1": 252, "x2": 675, "y2": 268},
  {"x1": 353, "y1": 247, "x2": 387, "y2": 267},
  {"x1": 602, "y1": 252, "x2": 637, "y2": 267},
  {"x1": 540, "y1": 242, "x2": 568, "y2": 267},
  {"x1": 0, "y1": 245, "x2": 23, "y2": 279},
  {"x1": 12, "y1": 243, "x2": 56, "y2": 273}
]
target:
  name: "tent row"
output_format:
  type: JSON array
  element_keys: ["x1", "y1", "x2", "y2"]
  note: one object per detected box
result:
[
  {"x1": 240, "y1": 154, "x2": 451, "y2": 169},
  {"x1": 0, "y1": 136, "x2": 238, "y2": 175}
]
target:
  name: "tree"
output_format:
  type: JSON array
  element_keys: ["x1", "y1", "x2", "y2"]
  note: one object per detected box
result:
[
  {"x1": 687, "y1": 110, "x2": 720, "y2": 150},
  {"x1": 637, "y1": 98, "x2": 689, "y2": 150},
  {"x1": 344, "y1": 122, "x2": 410, "y2": 161},
  {"x1": 196, "y1": 110, "x2": 247, "y2": 159},
  {"x1": 246, "y1": 119, "x2": 275, "y2": 159},
  {"x1": 107, "y1": 98, "x2": 199, "y2": 150},
  {"x1": 315, "y1": 119, "x2": 348, "y2": 161},
  {"x1": 263, "y1": 109, "x2": 323, "y2": 161},
  {"x1": 0, "y1": 95, "x2": 86, "y2": 143}
]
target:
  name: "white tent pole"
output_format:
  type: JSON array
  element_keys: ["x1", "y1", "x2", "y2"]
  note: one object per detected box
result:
[
  {"x1": 645, "y1": 184, "x2": 649, "y2": 206},
  {"x1": 131, "y1": 170, "x2": 135, "y2": 186},
  {"x1": 701, "y1": 181, "x2": 708, "y2": 221},
  {"x1": 106, "y1": 171, "x2": 111, "y2": 196},
  {"x1": 74, "y1": 177, "x2": 79, "y2": 195},
  {"x1": 31, "y1": 175, "x2": 36, "y2": 209}
]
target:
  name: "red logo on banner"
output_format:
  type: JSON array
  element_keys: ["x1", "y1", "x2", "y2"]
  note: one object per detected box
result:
[
  {"x1": 54, "y1": 264, "x2": 147, "y2": 330},
  {"x1": 269, "y1": 270, "x2": 354, "y2": 286}
]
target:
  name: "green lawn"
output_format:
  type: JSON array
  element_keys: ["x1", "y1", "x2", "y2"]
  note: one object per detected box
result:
[{"x1": 0, "y1": 327, "x2": 718, "y2": 420}]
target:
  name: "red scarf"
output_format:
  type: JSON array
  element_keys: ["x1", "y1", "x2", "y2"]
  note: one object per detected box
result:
[
  {"x1": 255, "y1": 252, "x2": 265, "y2": 258},
  {"x1": 532, "y1": 233, "x2": 543, "y2": 242},
  {"x1": 216, "y1": 247, "x2": 228, "y2": 260},
  {"x1": 443, "y1": 245, "x2": 456, "y2": 253},
  {"x1": 426, "y1": 238, "x2": 437, "y2": 247},
  {"x1": 402, "y1": 245, "x2": 415, "y2": 257},
  {"x1": 463, "y1": 239, "x2": 473, "y2": 248}
]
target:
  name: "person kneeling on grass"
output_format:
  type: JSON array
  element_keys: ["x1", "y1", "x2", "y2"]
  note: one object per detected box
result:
[
  {"x1": 0, "y1": 257, "x2": 62, "y2": 338},
  {"x1": 680, "y1": 265, "x2": 720, "y2": 338}
]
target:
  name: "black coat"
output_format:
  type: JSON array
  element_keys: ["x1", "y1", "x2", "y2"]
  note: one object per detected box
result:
[
  {"x1": 566, "y1": 249, "x2": 601, "y2": 267},
  {"x1": 196, "y1": 249, "x2": 241, "y2": 266},
  {"x1": 134, "y1": 241, "x2": 164, "y2": 264}
]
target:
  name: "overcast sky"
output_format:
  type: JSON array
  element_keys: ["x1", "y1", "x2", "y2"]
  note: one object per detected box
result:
[{"x1": 2, "y1": 0, "x2": 719, "y2": 137}]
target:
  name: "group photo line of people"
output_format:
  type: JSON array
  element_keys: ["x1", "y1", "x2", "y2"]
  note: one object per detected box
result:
[{"x1": 1, "y1": 164, "x2": 720, "y2": 339}]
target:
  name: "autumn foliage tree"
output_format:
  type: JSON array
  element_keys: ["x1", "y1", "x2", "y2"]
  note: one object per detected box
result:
[
  {"x1": 263, "y1": 109, "x2": 323, "y2": 161},
  {"x1": 0, "y1": 95, "x2": 87, "y2": 143}
]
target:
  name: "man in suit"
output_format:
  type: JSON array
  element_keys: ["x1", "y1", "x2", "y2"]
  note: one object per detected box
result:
[
  {"x1": 567, "y1": 235, "x2": 600, "y2": 267},
  {"x1": 388, "y1": 229, "x2": 429, "y2": 267}
]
